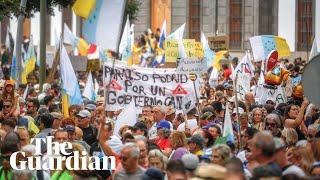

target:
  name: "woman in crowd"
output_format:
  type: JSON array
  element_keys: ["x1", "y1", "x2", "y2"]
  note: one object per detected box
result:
[
  {"x1": 169, "y1": 131, "x2": 188, "y2": 160},
  {"x1": 148, "y1": 149, "x2": 168, "y2": 172},
  {"x1": 251, "y1": 107, "x2": 265, "y2": 131},
  {"x1": 211, "y1": 144, "x2": 232, "y2": 166},
  {"x1": 284, "y1": 100, "x2": 309, "y2": 140}
]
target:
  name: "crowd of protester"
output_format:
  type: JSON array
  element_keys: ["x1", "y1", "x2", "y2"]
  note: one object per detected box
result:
[{"x1": 1, "y1": 32, "x2": 320, "y2": 180}]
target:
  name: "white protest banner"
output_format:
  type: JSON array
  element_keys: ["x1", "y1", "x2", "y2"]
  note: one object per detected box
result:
[
  {"x1": 103, "y1": 62, "x2": 200, "y2": 111},
  {"x1": 177, "y1": 57, "x2": 207, "y2": 75},
  {"x1": 255, "y1": 85, "x2": 287, "y2": 105},
  {"x1": 235, "y1": 74, "x2": 251, "y2": 101}
]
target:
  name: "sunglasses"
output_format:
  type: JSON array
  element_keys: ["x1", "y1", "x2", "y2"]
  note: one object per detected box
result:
[
  {"x1": 266, "y1": 122, "x2": 276, "y2": 127},
  {"x1": 4, "y1": 105, "x2": 11, "y2": 108}
]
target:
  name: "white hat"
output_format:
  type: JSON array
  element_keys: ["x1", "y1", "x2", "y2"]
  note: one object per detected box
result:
[{"x1": 233, "y1": 107, "x2": 244, "y2": 114}]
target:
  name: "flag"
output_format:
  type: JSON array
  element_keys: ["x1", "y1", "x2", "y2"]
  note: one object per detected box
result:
[
  {"x1": 201, "y1": 32, "x2": 215, "y2": 67},
  {"x1": 64, "y1": 24, "x2": 89, "y2": 55},
  {"x1": 213, "y1": 50, "x2": 228, "y2": 70},
  {"x1": 60, "y1": 44, "x2": 83, "y2": 105},
  {"x1": 231, "y1": 52, "x2": 255, "y2": 79},
  {"x1": 83, "y1": 72, "x2": 96, "y2": 101},
  {"x1": 119, "y1": 15, "x2": 130, "y2": 55},
  {"x1": 159, "y1": 20, "x2": 166, "y2": 49},
  {"x1": 10, "y1": 46, "x2": 18, "y2": 81},
  {"x1": 63, "y1": 23, "x2": 77, "y2": 46},
  {"x1": 87, "y1": 44, "x2": 100, "y2": 60},
  {"x1": 223, "y1": 103, "x2": 234, "y2": 143},
  {"x1": 167, "y1": 23, "x2": 185, "y2": 40},
  {"x1": 62, "y1": 92, "x2": 69, "y2": 118},
  {"x1": 5, "y1": 29, "x2": 14, "y2": 53},
  {"x1": 23, "y1": 85, "x2": 29, "y2": 100},
  {"x1": 249, "y1": 35, "x2": 290, "y2": 61},
  {"x1": 309, "y1": 36, "x2": 319, "y2": 61},
  {"x1": 21, "y1": 37, "x2": 36, "y2": 84},
  {"x1": 113, "y1": 101, "x2": 137, "y2": 138},
  {"x1": 72, "y1": 0, "x2": 96, "y2": 19},
  {"x1": 82, "y1": 0, "x2": 126, "y2": 51}
]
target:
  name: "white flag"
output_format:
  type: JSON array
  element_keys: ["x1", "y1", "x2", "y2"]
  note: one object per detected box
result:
[
  {"x1": 113, "y1": 101, "x2": 137, "y2": 138},
  {"x1": 167, "y1": 23, "x2": 185, "y2": 40},
  {"x1": 119, "y1": 15, "x2": 130, "y2": 55},
  {"x1": 83, "y1": 72, "x2": 96, "y2": 101},
  {"x1": 223, "y1": 103, "x2": 234, "y2": 142}
]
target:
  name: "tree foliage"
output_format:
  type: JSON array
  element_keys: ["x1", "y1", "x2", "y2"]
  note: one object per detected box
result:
[{"x1": 0, "y1": 0, "x2": 74, "y2": 20}]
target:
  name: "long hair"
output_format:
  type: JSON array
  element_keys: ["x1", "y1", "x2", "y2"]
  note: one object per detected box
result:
[
  {"x1": 170, "y1": 131, "x2": 187, "y2": 149},
  {"x1": 2, "y1": 84, "x2": 15, "y2": 102}
]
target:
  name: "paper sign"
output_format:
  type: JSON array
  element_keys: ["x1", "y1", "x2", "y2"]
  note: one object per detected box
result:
[
  {"x1": 103, "y1": 62, "x2": 200, "y2": 111},
  {"x1": 176, "y1": 58, "x2": 207, "y2": 75},
  {"x1": 183, "y1": 39, "x2": 196, "y2": 57},
  {"x1": 255, "y1": 85, "x2": 287, "y2": 105},
  {"x1": 194, "y1": 42, "x2": 204, "y2": 58},
  {"x1": 164, "y1": 39, "x2": 179, "y2": 62}
]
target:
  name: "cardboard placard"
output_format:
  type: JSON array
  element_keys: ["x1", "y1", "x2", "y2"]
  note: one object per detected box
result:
[{"x1": 207, "y1": 35, "x2": 229, "y2": 51}]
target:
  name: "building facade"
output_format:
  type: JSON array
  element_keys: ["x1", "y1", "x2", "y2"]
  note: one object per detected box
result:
[
  {"x1": 134, "y1": 0, "x2": 319, "y2": 53},
  {"x1": 0, "y1": 0, "x2": 319, "y2": 54}
]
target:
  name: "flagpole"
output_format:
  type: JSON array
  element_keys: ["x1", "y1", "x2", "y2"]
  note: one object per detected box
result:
[{"x1": 233, "y1": 73, "x2": 242, "y2": 151}]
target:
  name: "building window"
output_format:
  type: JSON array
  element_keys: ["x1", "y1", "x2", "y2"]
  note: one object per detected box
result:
[
  {"x1": 259, "y1": 0, "x2": 276, "y2": 35},
  {"x1": 188, "y1": 0, "x2": 200, "y2": 41},
  {"x1": 297, "y1": 0, "x2": 313, "y2": 51},
  {"x1": 229, "y1": 0, "x2": 242, "y2": 49}
]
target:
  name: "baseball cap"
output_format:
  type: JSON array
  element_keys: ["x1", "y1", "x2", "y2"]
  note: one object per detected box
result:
[
  {"x1": 232, "y1": 107, "x2": 244, "y2": 114},
  {"x1": 181, "y1": 153, "x2": 199, "y2": 171},
  {"x1": 64, "y1": 125, "x2": 75, "y2": 132},
  {"x1": 50, "y1": 112, "x2": 63, "y2": 119},
  {"x1": 193, "y1": 164, "x2": 226, "y2": 180},
  {"x1": 85, "y1": 104, "x2": 97, "y2": 111},
  {"x1": 201, "y1": 112, "x2": 214, "y2": 120},
  {"x1": 77, "y1": 110, "x2": 91, "y2": 118},
  {"x1": 142, "y1": 168, "x2": 164, "y2": 180},
  {"x1": 166, "y1": 106, "x2": 176, "y2": 116},
  {"x1": 188, "y1": 134, "x2": 205, "y2": 147},
  {"x1": 156, "y1": 120, "x2": 170, "y2": 129}
]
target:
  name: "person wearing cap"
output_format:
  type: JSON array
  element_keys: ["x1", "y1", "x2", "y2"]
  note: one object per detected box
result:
[
  {"x1": 188, "y1": 134, "x2": 205, "y2": 157},
  {"x1": 155, "y1": 120, "x2": 171, "y2": 156},
  {"x1": 149, "y1": 106, "x2": 172, "y2": 140},
  {"x1": 200, "y1": 112, "x2": 214, "y2": 128},
  {"x1": 273, "y1": 137, "x2": 305, "y2": 177},
  {"x1": 177, "y1": 108, "x2": 198, "y2": 133},
  {"x1": 76, "y1": 109, "x2": 97, "y2": 146},
  {"x1": 166, "y1": 106, "x2": 176, "y2": 122},
  {"x1": 1, "y1": 80, "x2": 18, "y2": 118},
  {"x1": 51, "y1": 112, "x2": 63, "y2": 129}
]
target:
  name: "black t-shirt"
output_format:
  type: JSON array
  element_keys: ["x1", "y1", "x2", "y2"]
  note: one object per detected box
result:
[
  {"x1": 90, "y1": 142, "x2": 111, "y2": 179},
  {"x1": 81, "y1": 125, "x2": 97, "y2": 146},
  {"x1": 252, "y1": 162, "x2": 282, "y2": 179}
]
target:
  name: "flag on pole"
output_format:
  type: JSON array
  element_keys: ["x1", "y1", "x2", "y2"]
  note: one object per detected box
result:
[
  {"x1": 159, "y1": 20, "x2": 166, "y2": 49},
  {"x1": 119, "y1": 15, "x2": 130, "y2": 56},
  {"x1": 223, "y1": 103, "x2": 234, "y2": 143},
  {"x1": 249, "y1": 35, "x2": 290, "y2": 61},
  {"x1": 60, "y1": 44, "x2": 83, "y2": 105},
  {"x1": 64, "y1": 24, "x2": 89, "y2": 56},
  {"x1": 201, "y1": 32, "x2": 215, "y2": 67},
  {"x1": 83, "y1": 72, "x2": 96, "y2": 101},
  {"x1": 72, "y1": 0, "x2": 96, "y2": 19},
  {"x1": 167, "y1": 23, "x2": 185, "y2": 40},
  {"x1": 113, "y1": 101, "x2": 137, "y2": 138},
  {"x1": 10, "y1": 46, "x2": 18, "y2": 81},
  {"x1": 309, "y1": 36, "x2": 319, "y2": 61},
  {"x1": 231, "y1": 52, "x2": 255, "y2": 79},
  {"x1": 21, "y1": 36, "x2": 36, "y2": 84}
]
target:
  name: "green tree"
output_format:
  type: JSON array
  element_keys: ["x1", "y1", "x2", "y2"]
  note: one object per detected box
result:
[{"x1": 0, "y1": 0, "x2": 74, "y2": 20}]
